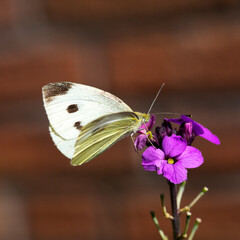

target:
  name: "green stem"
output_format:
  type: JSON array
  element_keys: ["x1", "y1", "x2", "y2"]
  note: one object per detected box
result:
[
  {"x1": 188, "y1": 218, "x2": 201, "y2": 240},
  {"x1": 150, "y1": 211, "x2": 168, "y2": 240},
  {"x1": 180, "y1": 187, "x2": 208, "y2": 213},
  {"x1": 189, "y1": 187, "x2": 208, "y2": 209},
  {"x1": 182, "y1": 211, "x2": 191, "y2": 238},
  {"x1": 160, "y1": 194, "x2": 173, "y2": 219},
  {"x1": 177, "y1": 181, "x2": 186, "y2": 209}
]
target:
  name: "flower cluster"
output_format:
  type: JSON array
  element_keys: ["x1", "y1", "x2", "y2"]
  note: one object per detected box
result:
[{"x1": 135, "y1": 115, "x2": 220, "y2": 184}]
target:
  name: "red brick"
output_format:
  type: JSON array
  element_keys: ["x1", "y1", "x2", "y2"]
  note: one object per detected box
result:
[
  {"x1": 28, "y1": 193, "x2": 98, "y2": 240},
  {"x1": 0, "y1": 43, "x2": 78, "y2": 99},
  {"x1": 3, "y1": 169, "x2": 239, "y2": 240},
  {"x1": 0, "y1": 0, "x2": 11, "y2": 25},
  {"x1": 0, "y1": 126, "x2": 134, "y2": 177},
  {"x1": 27, "y1": 178, "x2": 236, "y2": 240},
  {"x1": 0, "y1": 185, "x2": 29, "y2": 239},
  {"x1": 26, "y1": 176, "x2": 240, "y2": 240},
  {"x1": 45, "y1": 0, "x2": 239, "y2": 23},
  {"x1": 107, "y1": 18, "x2": 240, "y2": 93},
  {"x1": 0, "y1": 91, "x2": 238, "y2": 177},
  {"x1": 0, "y1": 0, "x2": 41, "y2": 26},
  {"x1": 123, "y1": 190, "x2": 240, "y2": 240},
  {"x1": 0, "y1": 40, "x2": 110, "y2": 100}
]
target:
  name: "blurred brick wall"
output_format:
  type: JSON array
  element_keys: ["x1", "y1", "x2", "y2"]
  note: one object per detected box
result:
[{"x1": 0, "y1": 0, "x2": 239, "y2": 240}]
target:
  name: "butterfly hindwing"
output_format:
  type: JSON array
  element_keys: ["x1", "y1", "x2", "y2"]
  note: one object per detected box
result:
[
  {"x1": 71, "y1": 112, "x2": 141, "y2": 166},
  {"x1": 49, "y1": 124, "x2": 76, "y2": 159}
]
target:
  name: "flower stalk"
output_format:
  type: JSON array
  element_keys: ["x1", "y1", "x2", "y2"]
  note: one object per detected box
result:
[
  {"x1": 150, "y1": 211, "x2": 168, "y2": 240},
  {"x1": 180, "y1": 187, "x2": 208, "y2": 213},
  {"x1": 168, "y1": 181, "x2": 180, "y2": 240},
  {"x1": 160, "y1": 194, "x2": 173, "y2": 219},
  {"x1": 181, "y1": 211, "x2": 191, "y2": 239},
  {"x1": 177, "y1": 181, "x2": 186, "y2": 209},
  {"x1": 189, "y1": 187, "x2": 208, "y2": 209},
  {"x1": 188, "y1": 218, "x2": 202, "y2": 240}
]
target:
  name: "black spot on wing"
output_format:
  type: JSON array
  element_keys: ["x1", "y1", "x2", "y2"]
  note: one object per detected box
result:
[
  {"x1": 74, "y1": 121, "x2": 82, "y2": 130},
  {"x1": 67, "y1": 104, "x2": 78, "y2": 113},
  {"x1": 42, "y1": 82, "x2": 73, "y2": 103}
]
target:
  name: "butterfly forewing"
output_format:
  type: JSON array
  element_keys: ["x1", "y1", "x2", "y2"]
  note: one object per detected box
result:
[
  {"x1": 42, "y1": 82, "x2": 133, "y2": 159},
  {"x1": 71, "y1": 112, "x2": 141, "y2": 166},
  {"x1": 42, "y1": 82, "x2": 132, "y2": 140}
]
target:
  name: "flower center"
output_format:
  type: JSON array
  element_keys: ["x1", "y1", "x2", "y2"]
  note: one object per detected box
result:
[
  {"x1": 147, "y1": 131, "x2": 153, "y2": 139},
  {"x1": 167, "y1": 158, "x2": 174, "y2": 164}
]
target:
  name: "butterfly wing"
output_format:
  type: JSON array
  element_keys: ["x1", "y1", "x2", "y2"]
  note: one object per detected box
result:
[
  {"x1": 42, "y1": 82, "x2": 133, "y2": 158},
  {"x1": 48, "y1": 124, "x2": 76, "y2": 158},
  {"x1": 71, "y1": 112, "x2": 142, "y2": 166}
]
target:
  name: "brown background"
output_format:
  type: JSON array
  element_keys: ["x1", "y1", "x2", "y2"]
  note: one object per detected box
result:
[{"x1": 0, "y1": 0, "x2": 239, "y2": 239}]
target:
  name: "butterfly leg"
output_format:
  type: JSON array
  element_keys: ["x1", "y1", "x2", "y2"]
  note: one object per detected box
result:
[{"x1": 130, "y1": 133, "x2": 139, "y2": 152}]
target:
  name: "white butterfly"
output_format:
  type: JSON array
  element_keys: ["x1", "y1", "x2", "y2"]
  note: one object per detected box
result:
[{"x1": 42, "y1": 82, "x2": 151, "y2": 166}]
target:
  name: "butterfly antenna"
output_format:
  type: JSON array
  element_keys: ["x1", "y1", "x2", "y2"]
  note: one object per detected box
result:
[
  {"x1": 153, "y1": 112, "x2": 192, "y2": 117},
  {"x1": 147, "y1": 83, "x2": 165, "y2": 115}
]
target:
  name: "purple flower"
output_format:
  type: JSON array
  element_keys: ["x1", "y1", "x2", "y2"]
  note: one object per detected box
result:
[
  {"x1": 142, "y1": 134, "x2": 204, "y2": 184},
  {"x1": 134, "y1": 115, "x2": 155, "y2": 150},
  {"x1": 155, "y1": 118, "x2": 178, "y2": 147},
  {"x1": 168, "y1": 115, "x2": 220, "y2": 145}
]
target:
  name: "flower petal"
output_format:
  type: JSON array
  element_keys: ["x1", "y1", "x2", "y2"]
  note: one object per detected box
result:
[
  {"x1": 177, "y1": 146, "x2": 204, "y2": 169},
  {"x1": 142, "y1": 146, "x2": 165, "y2": 171},
  {"x1": 142, "y1": 163, "x2": 157, "y2": 171},
  {"x1": 162, "y1": 135, "x2": 187, "y2": 158},
  {"x1": 156, "y1": 160, "x2": 168, "y2": 175},
  {"x1": 142, "y1": 146, "x2": 165, "y2": 161},
  {"x1": 163, "y1": 162, "x2": 187, "y2": 184},
  {"x1": 147, "y1": 114, "x2": 156, "y2": 130},
  {"x1": 197, "y1": 125, "x2": 220, "y2": 144},
  {"x1": 134, "y1": 134, "x2": 147, "y2": 150},
  {"x1": 181, "y1": 115, "x2": 220, "y2": 145}
]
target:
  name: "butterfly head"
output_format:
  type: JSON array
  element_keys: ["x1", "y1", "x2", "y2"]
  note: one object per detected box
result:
[
  {"x1": 134, "y1": 112, "x2": 151, "y2": 125},
  {"x1": 143, "y1": 113, "x2": 151, "y2": 124}
]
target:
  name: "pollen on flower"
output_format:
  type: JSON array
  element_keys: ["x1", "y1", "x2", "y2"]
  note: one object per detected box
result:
[
  {"x1": 147, "y1": 131, "x2": 153, "y2": 139},
  {"x1": 168, "y1": 158, "x2": 174, "y2": 164}
]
